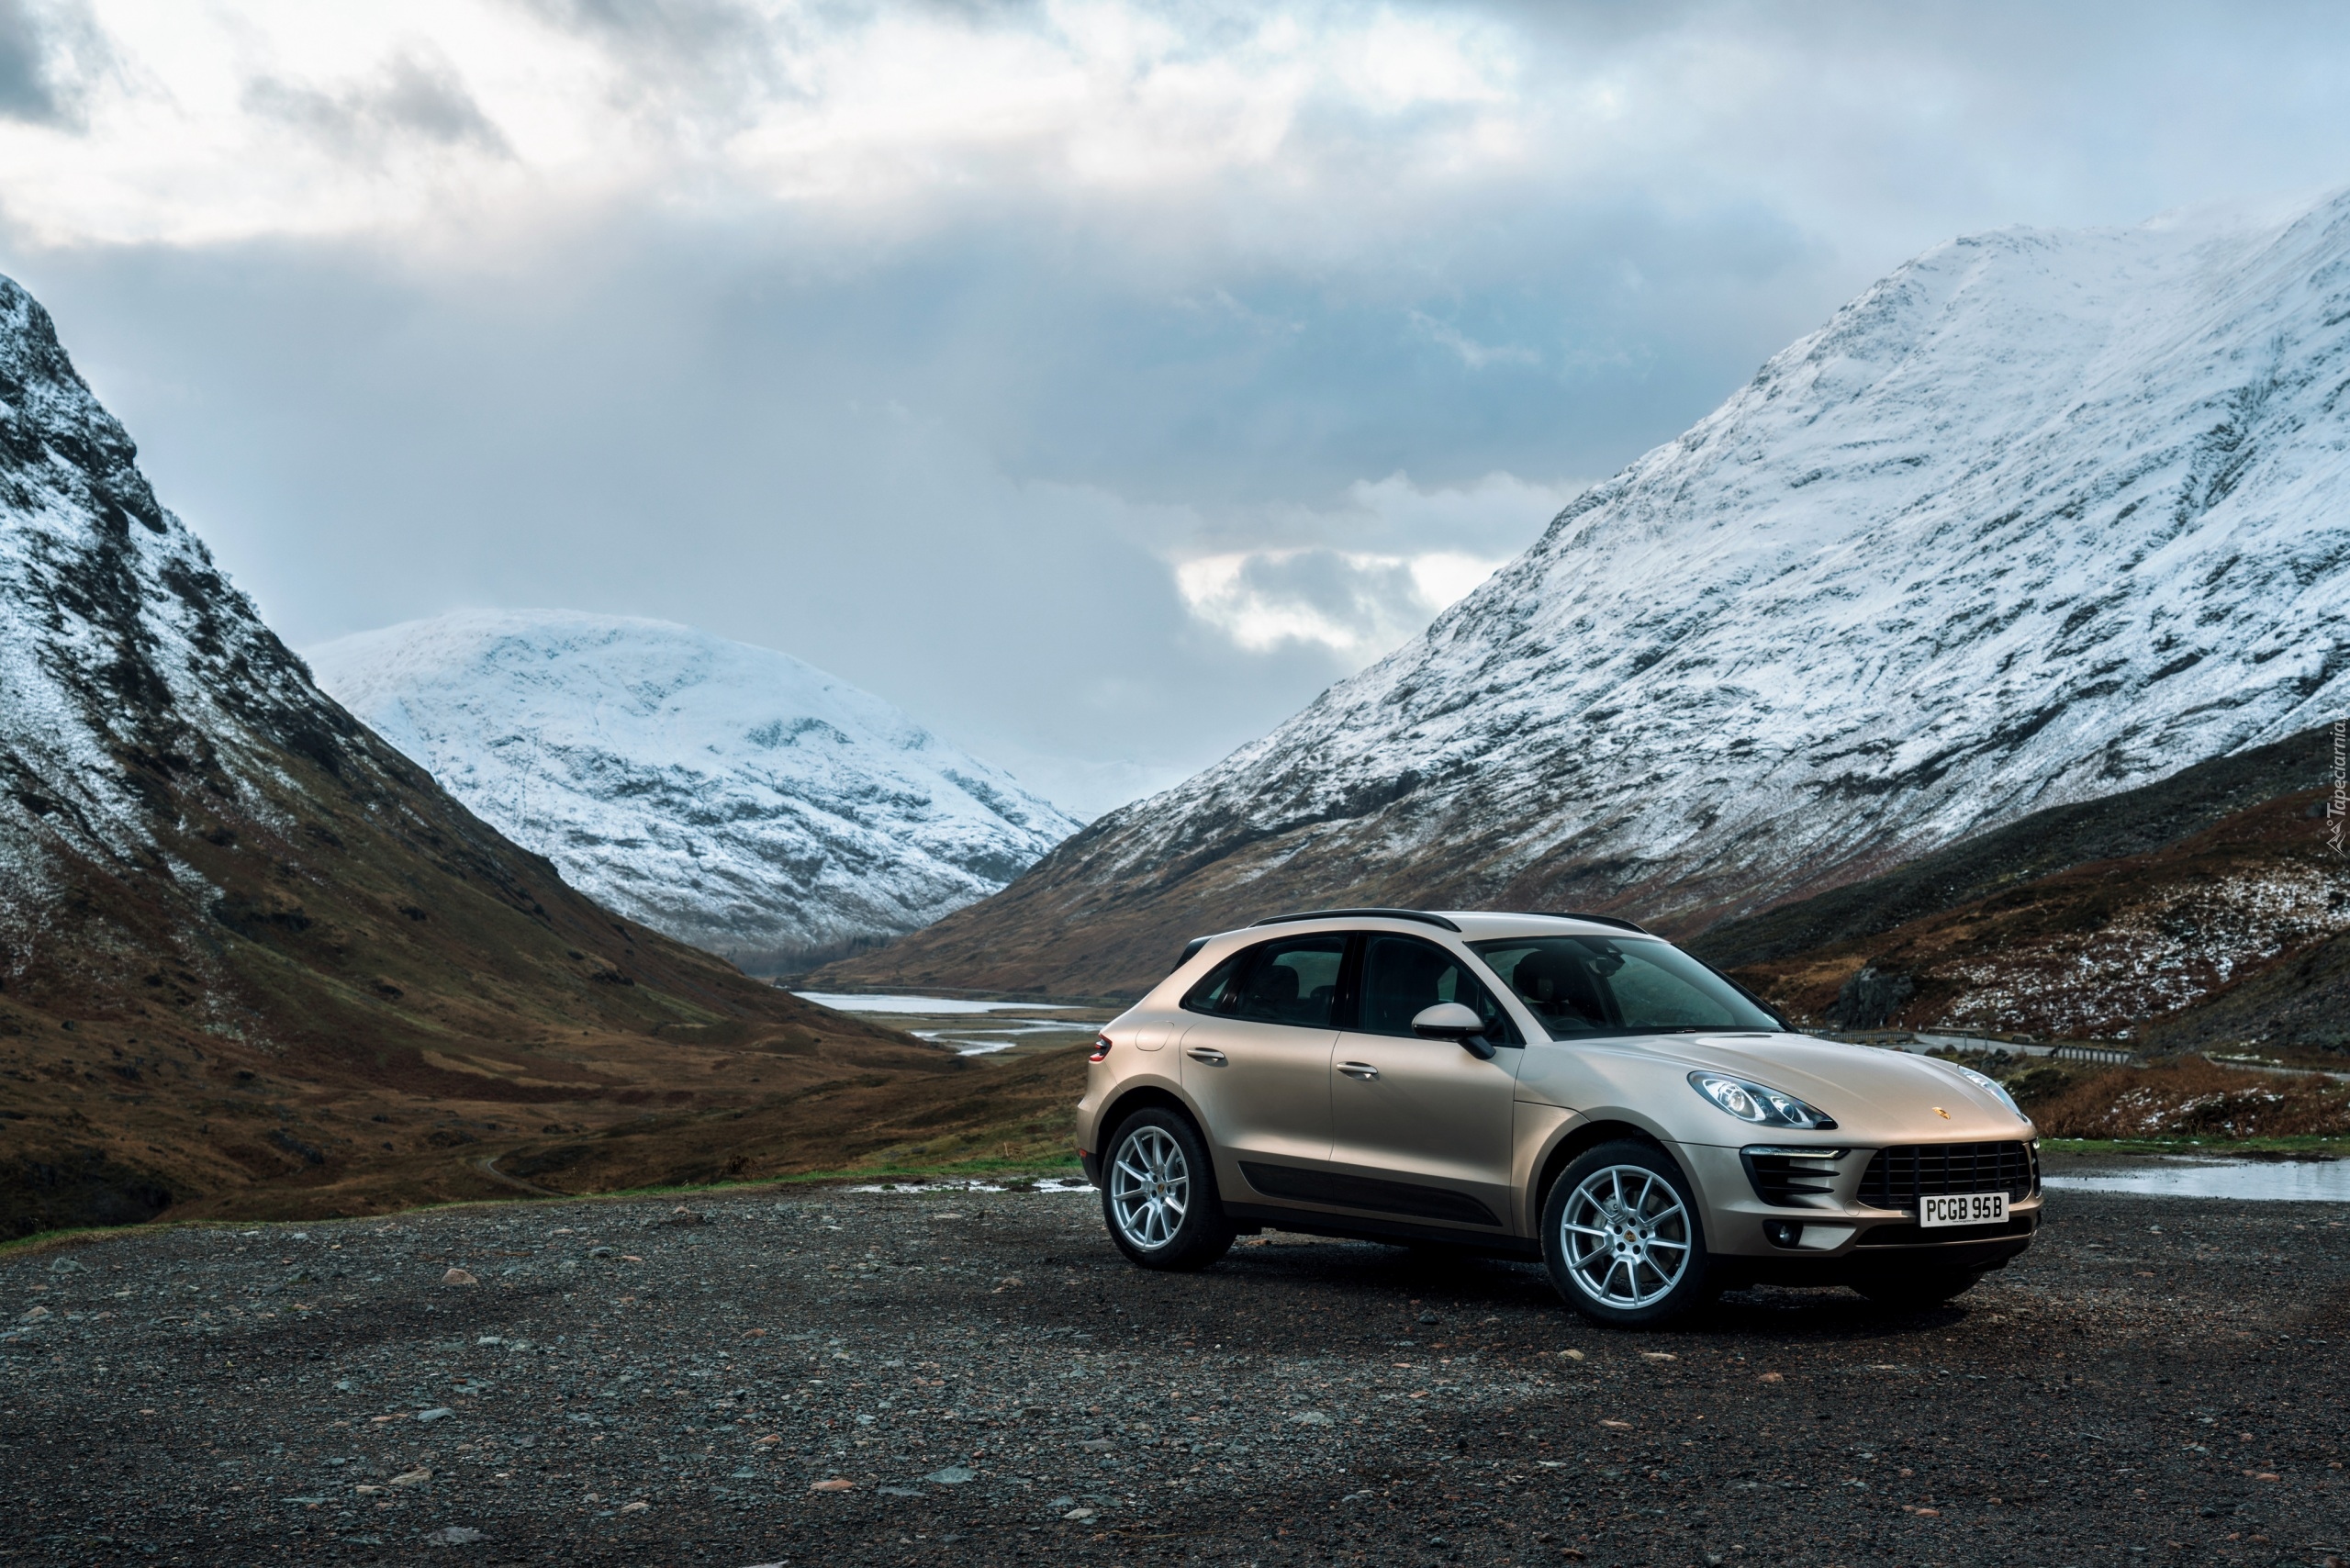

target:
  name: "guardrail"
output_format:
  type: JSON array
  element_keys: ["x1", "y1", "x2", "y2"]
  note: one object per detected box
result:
[{"x1": 1910, "y1": 1033, "x2": 2137, "y2": 1065}]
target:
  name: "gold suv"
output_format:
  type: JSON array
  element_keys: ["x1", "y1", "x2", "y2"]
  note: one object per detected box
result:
[{"x1": 1076, "y1": 909, "x2": 2040, "y2": 1325}]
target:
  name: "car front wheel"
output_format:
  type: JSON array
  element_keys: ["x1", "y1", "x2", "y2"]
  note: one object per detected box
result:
[
  {"x1": 1100, "y1": 1108, "x2": 1236, "y2": 1271},
  {"x1": 1541, "y1": 1140, "x2": 1718, "y2": 1327}
]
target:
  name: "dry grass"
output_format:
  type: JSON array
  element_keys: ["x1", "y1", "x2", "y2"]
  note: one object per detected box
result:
[{"x1": 2029, "y1": 1057, "x2": 2350, "y2": 1140}]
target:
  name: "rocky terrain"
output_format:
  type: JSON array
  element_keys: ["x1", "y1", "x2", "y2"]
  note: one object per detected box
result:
[
  {"x1": 0, "y1": 270, "x2": 967, "y2": 1237},
  {"x1": 309, "y1": 612, "x2": 1079, "y2": 976},
  {"x1": 1693, "y1": 726, "x2": 2350, "y2": 1052},
  {"x1": 0, "y1": 1167, "x2": 2344, "y2": 1565},
  {"x1": 822, "y1": 193, "x2": 2350, "y2": 1001}
]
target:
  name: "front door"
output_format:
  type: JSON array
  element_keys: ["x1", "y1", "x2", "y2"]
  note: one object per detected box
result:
[
  {"x1": 1177, "y1": 934, "x2": 1346, "y2": 1195},
  {"x1": 1324, "y1": 932, "x2": 1522, "y2": 1230}
]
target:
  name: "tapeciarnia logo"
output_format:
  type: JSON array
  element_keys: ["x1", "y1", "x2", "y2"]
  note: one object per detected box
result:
[{"x1": 2330, "y1": 719, "x2": 2346, "y2": 857}]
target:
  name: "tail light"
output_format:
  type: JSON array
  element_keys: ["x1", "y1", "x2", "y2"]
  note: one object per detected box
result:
[{"x1": 1088, "y1": 1036, "x2": 1113, "y2": 1062}]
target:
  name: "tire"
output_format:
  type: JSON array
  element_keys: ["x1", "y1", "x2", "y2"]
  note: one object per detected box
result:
[
  {"x1": 1852, "y1": 1269, "x2": 1982, "y2": 1308},
  {"x1": 1541, "y1": 1140, "x2": 1718, "y2": 1327},
  {"x1": 1100, "y1": 1108, "x2": 1237, "y2": 1271}
]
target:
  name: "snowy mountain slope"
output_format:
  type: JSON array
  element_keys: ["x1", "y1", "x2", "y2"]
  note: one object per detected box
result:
[
  {"x1": 0, "y1": 274, "x2": 334, "y2": 935},
  {"x1": 823, "y1": 191, "x2": 2350, "y2": 997},
  {"x1": 308, "y1": 611, "x2": 1081, "y2": 969}
]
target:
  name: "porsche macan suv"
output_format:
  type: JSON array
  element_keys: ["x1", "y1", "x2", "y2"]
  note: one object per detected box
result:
[{"x1": 1075, "y1": 909, "x2": 2040, "y2": 1326}]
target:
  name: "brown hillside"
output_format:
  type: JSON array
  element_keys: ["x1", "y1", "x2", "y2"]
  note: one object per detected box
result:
[{"x1": 0, "y1": 718, "x2": 963, "y2": 1237}]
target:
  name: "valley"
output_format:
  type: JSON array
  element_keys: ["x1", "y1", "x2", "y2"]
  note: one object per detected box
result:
[
  {"x1": 0, "y1": 274, "x2": 1081, "y2": 1238},
  {"x1": 9, "y1": 190, "x2": 2350, "y2": 1246}
]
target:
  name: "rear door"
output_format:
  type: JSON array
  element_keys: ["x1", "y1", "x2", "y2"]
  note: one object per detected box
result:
[
  {"x1": 1323, "y1": 932, "x2": 1523, "y2": 1231},
  {"x1": 1176, "y1": 935, "x2": 1346, "y2": 1193}
]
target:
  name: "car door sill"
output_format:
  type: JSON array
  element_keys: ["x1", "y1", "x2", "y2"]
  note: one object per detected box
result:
[
  {"x1": 1222, "y1": 1202, "x2": 1538, "y2": 1257},
  {"x1": 1236, "y1": 1161, "x2": 1504, "y2": 1226}
]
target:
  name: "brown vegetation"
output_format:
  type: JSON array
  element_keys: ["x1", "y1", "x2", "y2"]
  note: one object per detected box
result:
[{"x1": 2024, "y1": 1057, "x2": 2350, "y2": 1140}]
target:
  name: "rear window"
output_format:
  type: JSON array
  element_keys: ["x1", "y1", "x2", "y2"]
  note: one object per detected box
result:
[
  {"x1": 1181, "y1": 935, "x2": 1348, "y2": 1029},
  {"x1": 1470, "y1": 935, "x2": 1782, "y2": 1037}
]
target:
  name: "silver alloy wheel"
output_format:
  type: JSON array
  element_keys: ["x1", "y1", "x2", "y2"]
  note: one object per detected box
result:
[
  {"x1": 1109, "y1": 1126, "x2": 1191, "y2": 1251},
  {"x1": 1558, "y1": 1163, "x2": 1693, "y2": 1309}
]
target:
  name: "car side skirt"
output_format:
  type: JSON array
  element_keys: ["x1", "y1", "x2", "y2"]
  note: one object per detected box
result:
[{"x1": 1219, "y1": 1202, "x2": 1542, "y2": 1258}]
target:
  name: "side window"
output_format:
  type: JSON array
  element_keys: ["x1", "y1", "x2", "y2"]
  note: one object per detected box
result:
[
  {"x1": 1208, "y1": 935, "x2": 1348, "y2": 1029},
  {"x1": 1181, "y1": 950, "x2": 1248, "y2": 1015},
  {"x1": 1357, "y1": 935, "x2": 1519, "y2": 1044}
]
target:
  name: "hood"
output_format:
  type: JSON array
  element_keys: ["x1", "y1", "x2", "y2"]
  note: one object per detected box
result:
[{"x1": 1597, "y1": 1032, "x2": 2033, "y2": 1142}]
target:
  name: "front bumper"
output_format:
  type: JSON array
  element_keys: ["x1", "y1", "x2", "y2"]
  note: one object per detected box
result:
[{"x1": 1681, "y1": 1139, "x2": 2043, "y2": 1265}]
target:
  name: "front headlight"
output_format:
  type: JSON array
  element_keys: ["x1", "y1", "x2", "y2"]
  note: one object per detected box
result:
[
  {"x1": 1949, "y1": 1061, "x2": 2024, "y2": 1117},
  {"x1": 1688, "y1": 1071, "x2": 1838, "y2": 1130}
]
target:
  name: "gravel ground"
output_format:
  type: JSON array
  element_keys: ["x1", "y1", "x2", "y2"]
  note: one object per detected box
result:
[{"x1": 2, "y1": 1160, "x2": 2345, "y2": 1567}]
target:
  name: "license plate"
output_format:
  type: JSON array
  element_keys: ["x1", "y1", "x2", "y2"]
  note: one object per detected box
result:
[{"x1": 1919, "y1": 1192, "x2": 2009, "y2": 1228}]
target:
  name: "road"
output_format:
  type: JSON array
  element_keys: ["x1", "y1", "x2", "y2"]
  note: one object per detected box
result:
[{"x1": 2, "y1": 1159, "x2": 2345, "y2": 1566}]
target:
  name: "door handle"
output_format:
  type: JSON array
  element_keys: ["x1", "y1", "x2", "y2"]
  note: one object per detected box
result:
[
  {"x1": 1185, "y1": 1047, "x2": 1228, "y2": 1066},
  {"x1": 1337, "y1": 1061, "x2": 1380, "y2": 1081}
]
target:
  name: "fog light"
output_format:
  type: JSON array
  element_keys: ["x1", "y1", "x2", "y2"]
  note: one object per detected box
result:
[{"x1": 1764, "y1": 1219, "x2": 1804, "y2": 1249}]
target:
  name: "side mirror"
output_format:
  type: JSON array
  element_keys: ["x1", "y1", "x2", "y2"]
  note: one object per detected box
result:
[{"x1": 1412, "y1": 1002, "x2": 1495, "y2": 1059}]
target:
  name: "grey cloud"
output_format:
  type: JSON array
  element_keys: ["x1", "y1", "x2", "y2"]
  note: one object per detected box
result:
[
  {"x1": 509, "y1": 0, "x2": 808, "y2": 116},
  {"x1": 17, "y1": 0, "x2": 2350, "y2": 813},
  {"x1": 0, "y1": 0, "x2": 101, "y2": 128},
  {"x1": 244, "y1": 53, "x2": 509, "y2": 159}
]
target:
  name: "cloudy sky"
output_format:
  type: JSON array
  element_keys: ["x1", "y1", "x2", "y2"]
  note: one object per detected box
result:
[{"x1": 3, "y1": 1, "x2": 2346, "y2": 815}]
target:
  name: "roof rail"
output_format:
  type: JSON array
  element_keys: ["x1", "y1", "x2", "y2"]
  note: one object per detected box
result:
[
  {"x1": 1250, "y1": 907, "x2": 1463, "y2": 933},
  {"x1": 1546, "y1": 911, "x2": 1652, "y2": 935}
]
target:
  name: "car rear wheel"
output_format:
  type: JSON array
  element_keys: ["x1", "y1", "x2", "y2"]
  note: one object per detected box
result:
[
  {"x1": 1101, "y1": 1109, "x2": 1236, "y2": 1271},
  {"x1": 1852, "y1": 1268, "x2": 1982, "y2": 1308},
  {"x1": 1541, "y1": 1140, "x2": 1718, "y2": 1327}
]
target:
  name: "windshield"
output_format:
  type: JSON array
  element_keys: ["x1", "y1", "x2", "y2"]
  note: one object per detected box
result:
[{"x1": 1469, "y1": 935, "x2": 1784, "y2": 1038}]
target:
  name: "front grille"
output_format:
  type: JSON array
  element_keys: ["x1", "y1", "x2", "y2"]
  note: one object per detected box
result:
[
  {"x1": 1740, "y1": 1148, "x2": 1846, "y2": 1207},
  {"x1": 1858, "y1": 1141, "x2": 2037, "y2": 1211}
]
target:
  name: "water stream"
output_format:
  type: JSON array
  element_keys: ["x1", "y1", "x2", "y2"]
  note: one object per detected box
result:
[{"x1": 2042, "y1": 1158, "x2": 2350, "y2": 1202}]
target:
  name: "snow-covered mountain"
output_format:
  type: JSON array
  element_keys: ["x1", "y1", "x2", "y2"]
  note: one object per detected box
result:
[
  {"x1": 823, "y1": 190, "x2": 2350, "y2": 997},
  {"x1": 308, "y1": 611, "x2": 1081, "y2": 969}
]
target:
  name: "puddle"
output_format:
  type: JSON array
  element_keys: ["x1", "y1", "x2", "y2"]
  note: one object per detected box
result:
[
  {"x1": 795, "y1": 992, "x2": 1080, "y2": 1015},
  {"x1": 847, "y1": 1177, "x2": 1096, "y2": 1195},
  {"x1": 2042, "y1": 1158, "x2": 2350, "y2": 1202}
]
